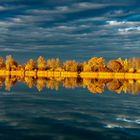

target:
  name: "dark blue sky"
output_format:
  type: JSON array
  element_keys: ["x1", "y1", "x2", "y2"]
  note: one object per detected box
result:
[{"x1": 0, "y1": 0, "x2": 140, "y2": 62}]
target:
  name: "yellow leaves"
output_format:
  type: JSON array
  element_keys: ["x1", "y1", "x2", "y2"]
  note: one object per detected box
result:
[
  {"x1": 2, "y1": 55, "x2": 140, "y2": 73},
  {"x1": 83, "y1": 64, "x2": 92, "y2": 72},
  {"x1": 0, "y1": 57, "x2": 3, "y2": 65},
  {"x1": 88, "y1": 57, "x2": 105, "y2": 66},
  {"x1": 46, "y1": 58, "x2": 60, "y2": 70},
  {"x1": 117, "y1": 57, "x2": 140, "y2": 72},
  {"x1": 128, "y1": 68, "x2": 134, "y2": 73},
  {"x1": 6, "y1": 55, "x2": 13, "y2": 70},
  {"x1": 37, "y1": 56, "x2": 46, "y2": 70},
  {"x1": 63, "y1": 60, "x2": 77, "y2": 72},
  {"x1": 25, "y1": 59, "x2": 36, "y2": 71},
  {"x1": 88, "y1": 57, "x2": 105, "y2": 72},
  {"x1": 55, "y1": 67, "x2": 64, "y2": 72},
  {"x1": 107, "y1": 60, "x2": 122, "y2": 72},
  {"x1": 119, "y1": 58, "x2": 129, "y2": 72},
  {"x1": 3, "y1": 55, "x2": 140, "y2": 95}
]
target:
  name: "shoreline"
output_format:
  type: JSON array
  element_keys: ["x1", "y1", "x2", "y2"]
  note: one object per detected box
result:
[{"x1": 0, "y1": 70, "x2": 140, "y2": 79}]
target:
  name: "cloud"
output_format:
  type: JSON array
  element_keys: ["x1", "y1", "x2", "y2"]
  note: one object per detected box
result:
[
  {"x1": 26, "y1": 2, "x2": 108, "y2": 15},
  {"x1": 106, "y1": 21, "x2": 140, "y2": 34},
  {"x1": 106, "y1": 20, "x2": 126, "y2": 26},
  {"x1": 0, "y1": 0, "x2": 140, "y2": 60},
  {"x1": 0, "y1": 4, "x2": 26, "y2": 11}
]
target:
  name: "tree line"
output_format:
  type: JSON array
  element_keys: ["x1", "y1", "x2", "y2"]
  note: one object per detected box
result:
[{"x1": 0, "y1": 55, "x2": 140, "y2": 72}]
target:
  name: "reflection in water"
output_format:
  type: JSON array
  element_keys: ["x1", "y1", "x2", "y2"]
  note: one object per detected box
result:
[{"x1": 1, "y1": 76, "x2": 140, "y2": 95}]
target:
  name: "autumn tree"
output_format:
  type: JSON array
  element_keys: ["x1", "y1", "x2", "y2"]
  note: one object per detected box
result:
[
  {"x1": 135, "y1": 58, "x2": 140, "y2": 72},
  {"x1": 0, "y1": 57, "x2": 3, "y2": 66},
  {"x1": 63, "y1": 60, "x2": 77, "y2": 72},
  {"x1": 83, "y1": 62, "x2": 92, "y2": 72},
  {"x1": 107, "y1": 60, "x2": 122, "y2": 72},
  {"x1": 17, "y1": 64, "x2": 25, "y2": 71},
  {"x1": 46, "y1": 58, "x2": 60, "y2": 71},
  {"x1": 87, "y1": 57, "x2": 105, "y2": 72},
  {"x1": 11, "y1": 60, "x2": 18, "y2": 70},
  {"x1": 25, "y1": 59, "x2": 36, "y2": 71},
  {"x1": 37, "y1": 56, "x2": 46, "y2": 70},
  {"x1": 0, "y1": 57, "x2": 5, "y2": 69},
  {"x1": 5, "y1": 55, "x2": 18, "y2": 70},
  {"x1": 117, "y1": 58, "x2": 129, "y2": 72},
  {"x1": 128, "y1": 58, "x2": 140, "y2": 72},
  {"x1": 5, "y1": 55, "x2": 13, "y2": 70}
]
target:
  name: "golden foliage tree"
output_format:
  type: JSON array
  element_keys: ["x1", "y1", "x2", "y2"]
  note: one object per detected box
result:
[
  {"x1": 0, "y1": 57, "x2": 5, "y2": 69},
  {"x1": 11, "y1": 60, "x2": 18, "y2": 70},
  {"x1": 63, "y1": 60, "x2": 77, "y2": 72},
  {"x1": 135, "y1": 58, "x2": 140, "y2": 72},
  {"x1": 83, "y1": 62, "x2": 92, "y2": 72},
  {"x1": 128, "y1": 58, "x2": 140, "y2": 72},
  {"x1": 88, "y1": 57, "x2": 105, "y2": 72},
  {"x1": 46, "y1": 58, "x2": 60, "y2": 71},
  {"x1": 5, "y1": 55, "x2": 18, "y2": 70},
  {"x1": 37, "y1": 56, "x2": 46, "y2": 70},
  {"x1": 5, "y1": 55, "x2": 13, "y2": 70},
  {"x1": 25, "y1": 59, "x2": 36, "y2": 71},
  {"x1": 0, "y1": 57, "x2": 3, "y2": 66},
  {"x1": 117, "y1": 58, "x2": 129, "y2": 72},
  {"x1": 107, "y1": 60, "x2": 122, "y2": 72}
]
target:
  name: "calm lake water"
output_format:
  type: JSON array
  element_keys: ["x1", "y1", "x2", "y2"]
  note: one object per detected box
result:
[
  {"x1": 0, "y1": 0, "x2": 140, "y2": 139},
  {"x1": 0, "y1": 82, "x2": 140, "y2": 140}
]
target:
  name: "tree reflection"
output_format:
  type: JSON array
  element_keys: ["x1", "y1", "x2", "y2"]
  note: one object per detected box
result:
[{"x1": 1, "y1": 76, "x2": 140, "y2": 95}]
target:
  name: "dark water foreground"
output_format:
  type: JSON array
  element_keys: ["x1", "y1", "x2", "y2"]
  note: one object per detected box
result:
[{"x1": 0, "y1": 85, "x2": 140, "y2": 140}]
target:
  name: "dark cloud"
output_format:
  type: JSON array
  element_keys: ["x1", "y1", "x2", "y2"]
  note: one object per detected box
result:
[{"x1": 0, "y1": 0, "x2": 140, "y2": 61}]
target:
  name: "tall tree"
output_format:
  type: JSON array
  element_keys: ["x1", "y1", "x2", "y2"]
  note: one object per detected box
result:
[
  {"x1": 25, "y1": 59, "x2": 36, "y2": 70},
  {"x1": 37, "y1": 56, "x2": 46, "y2": 70},
  {"x1": 5, "y1": 55, "x2": 13, "y2": 70}
]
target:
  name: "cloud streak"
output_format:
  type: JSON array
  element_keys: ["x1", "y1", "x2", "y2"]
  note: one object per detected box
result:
[{"x1": 0, "y1": 0, "x2": 140, "y2": 60}]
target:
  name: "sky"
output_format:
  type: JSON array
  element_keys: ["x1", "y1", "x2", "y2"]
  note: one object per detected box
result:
[{"x1": 0, "y1": 0, "x2": 140, "y2": 62}]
